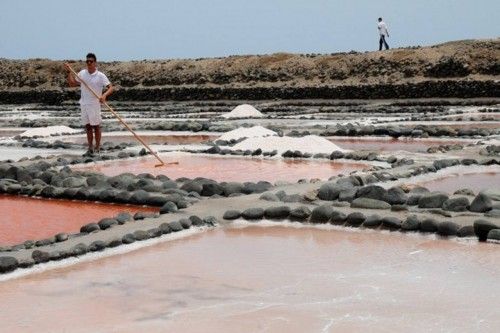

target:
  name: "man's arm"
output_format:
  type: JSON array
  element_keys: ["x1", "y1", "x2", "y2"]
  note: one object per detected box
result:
[
  {"x1": 99, "y1": 84, "x2": 114, "y2": 104},
  {"x1": 64, "y1": 63, "x2": 80, "y2": 87}
]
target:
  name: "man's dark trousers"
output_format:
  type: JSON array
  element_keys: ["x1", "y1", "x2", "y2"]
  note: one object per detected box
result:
[{"x1": 379, "y1": 35, "x2": 389, "y2": 50}]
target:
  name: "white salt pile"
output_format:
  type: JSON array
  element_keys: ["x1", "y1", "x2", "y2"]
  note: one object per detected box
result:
[
  {"x1": 221, "y1": 104, "x2": 264, "y2": 119},
  {"x1": 20, "y1": 126, "x2": 81, "y2": 138},
  {"x1": 231, "y1": 135, "x2": 348, "y2": 154},
  {"x1": 218, "y1": 126, "x2": 277, "y2": 141}
]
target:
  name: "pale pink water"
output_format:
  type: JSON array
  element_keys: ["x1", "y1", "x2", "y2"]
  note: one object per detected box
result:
[
  {"x1": 0, "y1": 195, "x2": 158, "y2": 245},
  {"x1": 329, "y1": 137, "x2": 471, "y2": 152},
  {"x1": 418, "y1": 172, "x2": 499, "y2": 193},
  {"x1": 1, "y1": 225, "x2": 499, "y2": 332},
  {"x1": 61, "y1": 134, "x2": 217, "y2": 145},
  {"x1": 75, "y1": 155, "x2": 368, "y2": 182}
]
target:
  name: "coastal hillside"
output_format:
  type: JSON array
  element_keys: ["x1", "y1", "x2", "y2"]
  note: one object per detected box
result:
[{"x1": 0, "y1": 39, "x2": 498, "y2": 102}]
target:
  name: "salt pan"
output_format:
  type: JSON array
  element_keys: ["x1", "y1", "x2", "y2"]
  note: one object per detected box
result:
[
  {"x1": 20, "y1": 126, "x2": 80, "y2": 138},
  {"x1": 231, "y1": 135, "x2": 348, "y2": 154},
  {"x1": 221, "y1": 104, "x2": 264, "y2": 118},
  {"x1": 218, "y1": 126, "x2": 277, "y2": 141}
]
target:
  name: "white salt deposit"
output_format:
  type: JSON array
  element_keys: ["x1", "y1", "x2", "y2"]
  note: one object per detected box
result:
[
  {"x1": 231, "y1": 135, "x2": 348, "y2": 154},
  {"x1": 221, "y1": 104, "x2": 264, "y2": 119},
  {"x1": 20, "y1": 126, "x2": 80, "y2": 138},
  {"x1": 218, "y1": 126, "x2": 277, "y2": 141}
]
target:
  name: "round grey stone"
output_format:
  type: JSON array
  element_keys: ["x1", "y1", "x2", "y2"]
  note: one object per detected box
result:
[
  {"x1": 362, "y1": 214, "x2": 382, "y2": 228},
  {"x1": 346, "y1": 212, "x2": 366, "y2": 227},
  {"x1": 160, "y1": 201, "x2": 178, "y2": 214},
  {"x1": 289, "y1": 206, "x2": 311, "y2": 221},
  {"x1": 310, "y1": 205, "x2": 334, "y2": 223},
  {"x1": 474, "y1": 219, "x2": 499, "y2": 242},
  {"x1": 437, "y1": 221, "x2": 460, "y2": 236},
  {"x1": 442, "y1": 197, "x2": 470, "y2": 212},
  {"x1": 420, "y1": 218, "x2": 439, "y2": 233},
  {"x1": 264, "y1": 206, "x2": 291, "y2": 219},
  {"x1": 242, "y1": 208, "x2": 265, "y2": 220},
  {"x1": 168, "y1": 221, "x2": 184, "y2": 232},
  {"x1": 0, "y1": 256, "x2": 18, "y2": 273},
  {"x1": 98, "y1": 218, "x2": 119, "y2": 230},
  {"x1": 122, "y1": 234, "x2": 136, "y2": 244},
  {"x1": 401, "y1": 215, "x2": 420, "y2": 231},
  {"x1": 223, "y1": 210, "x2": 241, "y2": 220},
  {"x1": 351, "y1": 198, "x2": 391, "y2": 210},
  {"x1": 418, "y1": 192, "x2": 449, "y2": 209}
]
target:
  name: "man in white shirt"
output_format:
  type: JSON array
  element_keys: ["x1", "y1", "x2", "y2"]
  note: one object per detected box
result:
[
  {"x1": 377, "y1": 17, "x2": 390, "y2": 51},
  {"x1": 64, "y1": 53, "x2": 113, "y2": 156}
]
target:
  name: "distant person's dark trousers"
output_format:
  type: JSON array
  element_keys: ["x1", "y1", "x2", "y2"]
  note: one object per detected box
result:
[{"x1": 379, "y1": 35, "x2": 389, "y2": 50}]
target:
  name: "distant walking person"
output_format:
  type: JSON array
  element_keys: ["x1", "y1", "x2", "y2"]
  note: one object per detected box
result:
[
  {"x1": 377, "y1": 17, "x2": 390, "y2": 50},
  {"x1": 64, "y1": 53, "x2": 113, "y2": 156}
]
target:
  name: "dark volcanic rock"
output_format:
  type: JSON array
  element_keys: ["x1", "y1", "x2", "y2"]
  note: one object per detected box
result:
[
  {"x1": 80, "y1": 223, "x2": 100, "y2": 233},
  {"x1": 345, "y1": 212, "x2": 366, "y2": 226},
  {"x1": 355, "y1": 185, "x2": 388, "y2": 201},
  {"x1": 401, "y1": 215, "x2": 421, "y2": 231},
  {"x1": 420, "y1": 218, "x2": 439, "y2": 233},
  {"x1": 98, "y1": 218, "x2": 119, "y2": 230},
  {"x1": 386, "y1": 187, "x2": 408, "y2": 205},
  {"x1": 264, "y1": 206, "x2": 291, "y2": 219},
  {"x1": 362, "y1": 214, "x2": 382, "y2": 228},
  {"x1": 351, "y1": 198, "x2": 391, "y2": 210},
  {"x1": 487, "y1": 229, "x2": 500, "y2": 241},
  {"x1": 0, "y1": 256, "x2": 18, "y2": 273},
  {"x1": 437, "y1": 221, "x2": 460, "y2": 236},
  {"x1": 418, "y1": 192, "x2": 449, "y2": 209},
  {"x1": 456, "y1": 225, "x2": 475, "y2": 238},
  {"x1": 474, "y1": 219, "x2": 499, "y2": 241},
  {"x1": 242, "y1": 208, "x2": 265, "y2": 220},
  {"x1": 331, "y1": 211, "x2": 347, "y2": 225},
  {"x1": 310, "y1": 205, "x2": 334, "y2": 223},
  {"x1": 32, "y1": 250, "x2": 50, "y2": 263},
  {"x1": 381, "y1": 216, "x2": 402, "y2": 230},
  {"x1": 442, "y1": 197, "x2": 470, "y2": 212},
  {"x1": 122, "y1": 234, "x2": 136, "y2": 244},
  {"x1": 133, "y1": 230, "x2": 150, "y2": 241},
  {"x1": 189, "y1": 215, "x2": 204, "y2": 226},
  {"x1": 168, "y1": 221, "x2": 184, "y2": 232},
  {"x1": 318, "y1": 182, "x2": 353, "y2": 201},
  {"x1": 223, "y1": 210, "x2": 241, "y2": 220},
  {"x1": 289, "y1": 206, "x2": 311, "y2": 221},
  {"x1": 89, "y1": 240, "x2": 106, "y2": 252},
  {"x1": 469, "y1": 193, "x2": 493, "y2": 213},
  {"x1": 259, "y1": 192, "x2": 280, "y2": 202},
  {"x1": 115, "y1": 212, "x2": 132, "y2": 224},
  {"x1": 160, "y1": 201, "x2": 178, "y2": 214}
]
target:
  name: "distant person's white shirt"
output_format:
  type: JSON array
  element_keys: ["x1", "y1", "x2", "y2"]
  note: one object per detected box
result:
[
  {"x1": 378, "y1": 21, "x2": 388, "y2": 36},
  {"x1": 76, "y1": 69, "x2": 110, "y2": 106}
]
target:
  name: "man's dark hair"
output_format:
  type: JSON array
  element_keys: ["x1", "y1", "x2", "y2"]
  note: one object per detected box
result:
[
  {"x1": 86, "y1": 53, "x2": 97, "y2": 61},
  {"x1": 378, "y1": 17, "x2": 382, "y2": 21}
]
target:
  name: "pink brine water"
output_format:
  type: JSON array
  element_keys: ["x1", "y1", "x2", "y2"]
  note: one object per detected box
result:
[{"x1": 1, "y1": 225, "x2": 499, "y2": 332}]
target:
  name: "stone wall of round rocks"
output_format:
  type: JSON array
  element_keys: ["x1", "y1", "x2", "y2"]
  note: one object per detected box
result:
[
  {"x1": 222, "y1": 205, "x2": 500, "y2": 243},
  {"x1": 0, "y1": 214, "x2": 217, "y2": 274},
  {"x1": 1, "y1": 80, "x2": 499, "y2": 104}
]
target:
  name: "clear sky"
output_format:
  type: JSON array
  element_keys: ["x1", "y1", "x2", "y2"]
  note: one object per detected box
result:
[{"x1": 1, "y1": 0, "x2": 498, "y2": 61}]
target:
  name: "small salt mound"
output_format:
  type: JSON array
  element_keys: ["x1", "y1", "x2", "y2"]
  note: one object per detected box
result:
[
  {"x1": 221, "y1": 104, "x2": 264, "y2": 119},
  {"x1": 218, "y1": 126, "x2": 277, "y2": 141},
  {"x1": 20, "y1": 126, "x2": 81, "y2": 138},
  {"x1": 231, "y1": 135, "x2": 348, "y2": 154}
]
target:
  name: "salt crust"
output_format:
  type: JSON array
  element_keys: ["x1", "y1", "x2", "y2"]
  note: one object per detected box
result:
[
  {"x1": 20, "y1": 126, "x2": 80, "y2": 137},
  {"x1": 221, "y1": 104, "x2": 264, "y2": 119},
  {"x1": 218, "y1": 126, "x2": 277, "y2": 141},
  {"x1": 0, "y1": 227, "x2": 207, "y2": 282},
  {"x1": 231, "y1": 135, "x2": 347, "y2": 154}
]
